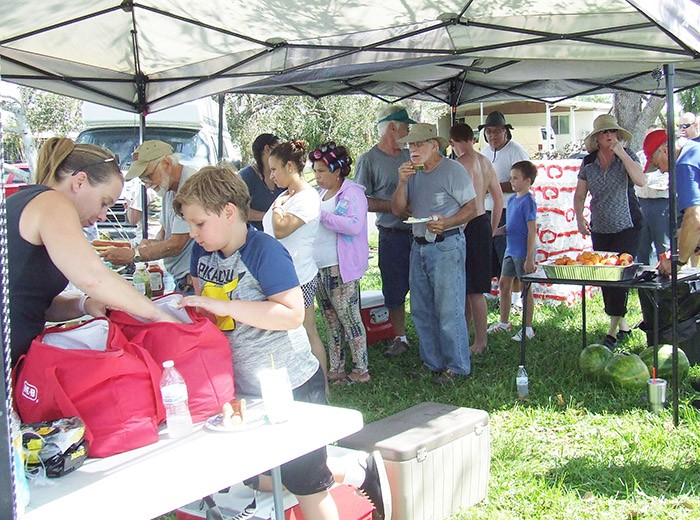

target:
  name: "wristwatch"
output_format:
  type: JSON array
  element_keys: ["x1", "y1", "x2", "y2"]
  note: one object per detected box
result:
[{"x1": 133, "y1": 248, "x2": 143, "y2": 263}]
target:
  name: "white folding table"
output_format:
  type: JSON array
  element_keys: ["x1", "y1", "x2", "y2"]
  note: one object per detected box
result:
[{"x1": 24, "y1": 401, "x2": 363, "y2": 520}]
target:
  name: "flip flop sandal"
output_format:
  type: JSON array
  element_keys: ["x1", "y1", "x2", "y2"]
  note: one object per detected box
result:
[
  {"x1": 332, "y1": 376, "x2": 356, "y2": 386},
  {"x1": 327, "y1": 371, "x2": 346, "y2": 382},
  {"x1": 348, "y1": 370, "x2": 371, "y2": 383}
]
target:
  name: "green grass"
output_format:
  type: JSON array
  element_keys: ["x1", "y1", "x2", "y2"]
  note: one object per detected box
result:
[{"x1": 157, "y1": 233, "x2": 700, "y2": 519}]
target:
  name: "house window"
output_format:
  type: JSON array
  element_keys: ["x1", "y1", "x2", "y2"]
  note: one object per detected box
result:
[{"x1": 552, "y1": 115, "x2": 570, "y2": 135}]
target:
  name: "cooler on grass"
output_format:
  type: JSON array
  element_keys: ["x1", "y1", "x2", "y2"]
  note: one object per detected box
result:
[
  {"x1": 360, "y1": 290, "x2": 395, "y2": 345},
  {"x1": 339, "y1": 402, "x2": 490, "y2": 520}
]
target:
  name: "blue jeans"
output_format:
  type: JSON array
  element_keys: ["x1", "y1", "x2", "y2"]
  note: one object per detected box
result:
[
  {"x1": 409, "y1": 233, "x2": 470, "y2": 375},
  {"x1": 636, "y1": 198, "x2": 671, "y2": 265},
  {"x1": 378, "y1": 227, "x2": 412, "y2": 309}
]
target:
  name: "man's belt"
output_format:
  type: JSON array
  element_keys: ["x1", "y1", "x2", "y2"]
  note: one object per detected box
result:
[{"x1": 413, "y1": 228, "x2": 461, "y2": 245}]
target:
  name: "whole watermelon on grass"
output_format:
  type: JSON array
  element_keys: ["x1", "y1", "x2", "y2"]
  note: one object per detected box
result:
[
  {"x1": 603, "y1": 352, "x2": 650, "y2": 390},
  {"x1": 639, "y1": 344, "x2": 689, "y2": 382},
  {"x1": 579, "y1": 343, "x2": 613, "y2": 378}
]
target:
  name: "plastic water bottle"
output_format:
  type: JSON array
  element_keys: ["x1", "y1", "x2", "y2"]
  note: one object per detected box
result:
[
  {"x1": 10, "y1": 409, "x2": 30, "y2": 515},
  {"x1": 424, "y1": 215, "x2": 438, "y2": 243},
  {"x1": 516, "y1": 365, "x2": 529, "y2": 398},
  {"x1": 335, "y1": 197, "x2": 349, "y2": 215},
  {"x1": 160, "y1": 360, "x2": 193, "y2": 438},
  {"x1": 133, "y1": 262, "x2": 152, "y2": 298}
]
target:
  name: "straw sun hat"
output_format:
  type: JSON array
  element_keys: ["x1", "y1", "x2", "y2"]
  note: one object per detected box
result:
[{"x1": 584, "y1": 114, "x2": 633, "y2": 152}]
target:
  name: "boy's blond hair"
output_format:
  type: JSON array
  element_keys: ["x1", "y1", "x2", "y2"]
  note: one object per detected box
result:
[{"x1": 174, "y1": 166, "x2": 251, "y2": 221}]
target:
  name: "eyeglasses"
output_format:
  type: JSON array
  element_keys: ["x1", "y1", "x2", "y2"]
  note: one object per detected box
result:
[
  {"x1": 484, "y1": 128, "x2": 505, "y2": 135},
  {"x1": 70, "y1": 157, "x2": 117, "y2": 176},
  {"x1": 600, "y1": 129, "x2": 618, "y2": 134},
  {"x1": 140, "y1": 159, "x2": 162, "y2": 185},
  {"x1": 407, "y1": 140, "x2": 429, "y2": 148},
  {"x1": 678, "y1": 123, "x2": 693, "y2": 129}
]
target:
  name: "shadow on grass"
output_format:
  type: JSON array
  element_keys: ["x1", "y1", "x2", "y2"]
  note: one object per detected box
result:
[{"x1": 546, "y1": 456, "x2": 700, "y2": 499}]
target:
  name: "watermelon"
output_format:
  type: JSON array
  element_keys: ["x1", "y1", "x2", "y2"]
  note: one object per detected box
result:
[
  {"x1": 579, "y1": 343, "x2": 613, "y2": 378},
  {"x1": 639, "y1": 344, "x2": 689, "y2": 382},
  {"x1": 603, "y1": 352, "x2": 650, "y2": 390}
]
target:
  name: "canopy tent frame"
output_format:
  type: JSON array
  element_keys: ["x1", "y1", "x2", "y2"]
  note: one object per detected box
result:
[{"x1": 3, "y1": 1, "x2": 700, "y2": 517}]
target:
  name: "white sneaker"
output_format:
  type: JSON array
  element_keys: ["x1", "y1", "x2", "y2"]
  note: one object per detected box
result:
[
  {"x1": 487, "y1": 322, "x2": 512, "y2": 334},
  {"x1": 512, "y1": 328, "x2": 535, "y2": 341}
]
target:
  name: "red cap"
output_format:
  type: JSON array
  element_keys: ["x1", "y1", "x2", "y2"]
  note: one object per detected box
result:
[{"x1": 643, "y1": 129, "x2": 667, "y2": 172}]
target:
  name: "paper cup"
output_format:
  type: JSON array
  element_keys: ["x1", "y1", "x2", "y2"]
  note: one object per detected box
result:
[{"x1": 259, "y1": 367, "x2": 294, "y2": 423}]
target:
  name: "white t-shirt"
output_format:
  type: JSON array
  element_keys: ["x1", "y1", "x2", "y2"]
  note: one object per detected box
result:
[
  {"x1": 314, "y1": 196, "x2": 339, "y2": 269},
  {"x1": 481, "y1": 139, "x2": 530, "y2": 211},
  {"x1": 262, "y1": 187, "x2": 320, "y2": 285}
]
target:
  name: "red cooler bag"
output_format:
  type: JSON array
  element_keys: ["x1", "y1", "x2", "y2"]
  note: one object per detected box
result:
[
  {"x1": 13, "y1": 318, "x2": 164, "y2": 458},
  {"x1": 109, "y1": 293, "x2": 235, "y2": 422}
]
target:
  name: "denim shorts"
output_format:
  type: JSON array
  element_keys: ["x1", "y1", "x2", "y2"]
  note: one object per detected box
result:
[{"x1": 501, "y1": 255, "x2": 526, "y2": 279}]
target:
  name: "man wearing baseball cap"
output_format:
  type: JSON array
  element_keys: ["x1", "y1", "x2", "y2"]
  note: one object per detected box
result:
[
  {"x1": 355, "y1": 104, "x2": 417, "y2": 358},
  {"x1": 101, "y1": 140, "x2": 197, "y2": 293},
  {"x1": 643, "y1": 129, "x2": 700, "y2": 275},
  {"x1": 391, "y1": 123, "x2": 476, "y2": 384}
]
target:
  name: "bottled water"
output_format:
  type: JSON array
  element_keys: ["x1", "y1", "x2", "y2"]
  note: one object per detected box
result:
[
  {"x1": 160, "y1": 360, "x2": 193, "y2": 438},
  {"x1": 516, "y1": 365, "x2": 529, "y2": 398},
  {"x1": 10, "y1": 408, "x2": 30, "y2": 514},
  {"x1": 424, "y1": 215, "x2": 438, "y2": 243},
  {"x1": 133, "y1": 262, "x2": 152, "y2": 298}
]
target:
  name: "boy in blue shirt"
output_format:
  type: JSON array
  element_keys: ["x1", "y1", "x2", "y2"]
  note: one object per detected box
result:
[{"x1": 487, "y1": 161, "x2": 538, "y2": 341}]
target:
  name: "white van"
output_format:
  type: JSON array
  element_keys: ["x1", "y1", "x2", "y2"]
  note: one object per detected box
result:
[{"x1": 76, "y1": 99, "x2": 240, "y2": 238}]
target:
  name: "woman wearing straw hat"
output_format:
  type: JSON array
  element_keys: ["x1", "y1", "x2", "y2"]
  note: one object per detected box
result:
[{"x1": 574, "y1": 114, "x2": 646, "y2": 350}]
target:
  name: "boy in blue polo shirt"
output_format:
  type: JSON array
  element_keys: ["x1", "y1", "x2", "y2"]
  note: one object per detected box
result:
[{"x1": 488, "y1": 160, "x2": 538, "y2": 341}]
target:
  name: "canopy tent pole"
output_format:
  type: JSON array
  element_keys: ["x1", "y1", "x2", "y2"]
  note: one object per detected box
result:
[
  {"x1": 663, "y1": 63, "x2": 680, "y2": 426},
  {"x1": 218, "y1": 93, "x2": 225, "y2": 162},
  {"x1": 1, "y1": 121, "x2": 19, "y2": 518},
  {"x1": 139, "y1": 112, "x2": 148, "y2": 239}
]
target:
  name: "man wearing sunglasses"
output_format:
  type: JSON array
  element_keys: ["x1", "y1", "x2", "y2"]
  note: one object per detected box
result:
[
  {"x1": 678, "y1": 113, "x2": 700, "y2": 142},
  {"x1": 101, "y1": 140, "x2": 196, "y2": 294}
]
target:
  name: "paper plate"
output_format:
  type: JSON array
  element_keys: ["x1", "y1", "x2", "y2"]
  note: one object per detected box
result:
[
  {"x1": 403, "y1": 217, "x2": 431, "y2": 224},
  {"x1": 204, "y1": 409, "x2": 267, "y2": 433}
]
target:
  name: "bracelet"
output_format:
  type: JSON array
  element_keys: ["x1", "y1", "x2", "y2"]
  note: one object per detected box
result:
[{"x1": 78, "y1": 294, "x2": 90, "y2": 315}]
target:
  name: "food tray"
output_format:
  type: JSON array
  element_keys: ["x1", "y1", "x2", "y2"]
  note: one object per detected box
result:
[{"x1": 542, "y1": 262, "x2": 641, "y2": 282}]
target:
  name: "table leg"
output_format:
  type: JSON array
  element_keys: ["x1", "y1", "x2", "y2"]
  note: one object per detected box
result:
[
  {"x1": 520, "y1": 283, "x2": 530, "y2": 367},
  {"x1": 581, "y1": 285, "x2": 586, "y2": 350},
  {"x1": 271, "y1": 466, "x2": 284, "y2": 520}
]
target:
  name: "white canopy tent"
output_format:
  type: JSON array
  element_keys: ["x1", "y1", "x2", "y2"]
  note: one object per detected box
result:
[
  {"x1": 3, "y1": 1, "x2": 700, "y2": 517},
  {"x1": 2, "y1": 1, "x2": 700, "y2": 112}
]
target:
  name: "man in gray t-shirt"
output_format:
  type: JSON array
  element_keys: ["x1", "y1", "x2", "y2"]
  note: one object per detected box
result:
[
  {"x1": 355, "y1": 104, "x2": 416, "y2": 358},
  {"x1": 392, "y1": 124, "x2": 476, "y2": 384}
]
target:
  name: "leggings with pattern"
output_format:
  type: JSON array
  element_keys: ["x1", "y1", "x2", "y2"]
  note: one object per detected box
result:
[{"x1": 316, "y1": 265, "x2": 368, "y2": 374}]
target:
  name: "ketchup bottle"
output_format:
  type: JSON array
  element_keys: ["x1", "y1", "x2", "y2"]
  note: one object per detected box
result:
[{"x1": 148, "y1": 263, "x2": 165, "y2": 297}]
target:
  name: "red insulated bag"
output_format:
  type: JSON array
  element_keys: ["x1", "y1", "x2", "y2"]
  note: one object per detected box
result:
[
  {"x1": 109, "y1": 293, "x2": 235, "y2": 422},
  {"x1": 13, "y1": 318, "x2": 164, "y2": 458}
]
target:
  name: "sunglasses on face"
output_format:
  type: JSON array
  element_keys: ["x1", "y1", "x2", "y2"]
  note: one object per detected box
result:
[
  {"x1": 70, "y1": 157, "x2": 117, "y2": 176},
  {"x1": 600, "y1": 129, "x2": 618, "y2": 135},
  {"x1": 678, "y1": 123, "x2": 693, "y2": 129}
]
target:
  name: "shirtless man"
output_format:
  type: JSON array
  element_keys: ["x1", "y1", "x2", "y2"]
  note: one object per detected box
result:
[{"x1": 450, "y1": 123, "x2": 504, "y2": 354}]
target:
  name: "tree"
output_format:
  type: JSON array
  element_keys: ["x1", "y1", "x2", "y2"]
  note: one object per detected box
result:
[
  {"x1": 613, "y1": 92, "x2": 666, "y2": 152},
  {"x1": 679, "y1": 87, "x2": 700, "y2": 115},
  {"x1": 226, "y1": 94, "x2": 433, "y2": 170}
]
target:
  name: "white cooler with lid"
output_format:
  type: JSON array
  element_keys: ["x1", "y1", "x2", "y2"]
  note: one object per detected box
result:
[{"x1": 339, "y1": 402, "x2": 490, "y2": 520}]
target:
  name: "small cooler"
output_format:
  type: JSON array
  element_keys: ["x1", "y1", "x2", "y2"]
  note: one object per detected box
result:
[
  {"x1": 339, "y1": 402, "x2": 490, "y2": 520},
  {"x1": 360, "y1": 290, "x2": 395, "y2": 345}
]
